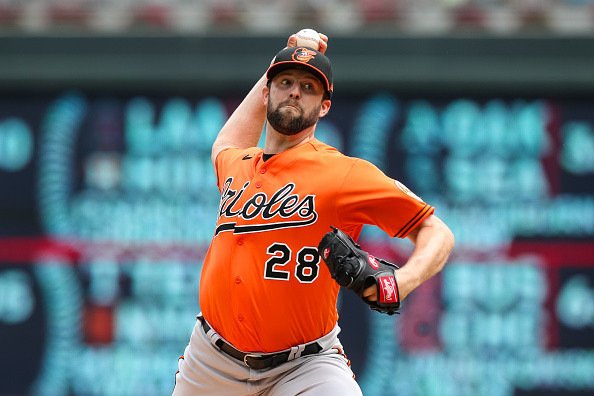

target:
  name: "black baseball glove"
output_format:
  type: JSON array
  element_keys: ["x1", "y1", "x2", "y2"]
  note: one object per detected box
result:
[{"x1": 318, "y1": 226, "x2": 401, "y2": 315}]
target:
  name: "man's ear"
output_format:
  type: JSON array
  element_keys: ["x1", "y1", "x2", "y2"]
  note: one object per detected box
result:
[
  {"x1": 319, "y1": 100, "x2": 331, "y2": 118},
  {"x1": 262, "y1": 85, "x2": 270, "y2": 106}
]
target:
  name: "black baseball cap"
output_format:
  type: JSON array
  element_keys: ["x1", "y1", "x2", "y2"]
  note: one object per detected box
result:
[{"x1": 266, "y1": 47, "x2": 333, "y2": 97}]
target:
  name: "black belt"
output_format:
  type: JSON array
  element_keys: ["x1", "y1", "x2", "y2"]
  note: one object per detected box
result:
[{"x1": 199, "y1": 316, "x2": 322, "y2": 370}]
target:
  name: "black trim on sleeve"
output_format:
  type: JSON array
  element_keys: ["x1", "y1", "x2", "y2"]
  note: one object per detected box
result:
[{"x1": 394, "y1": 204, "x2": 433, "y2": 238}]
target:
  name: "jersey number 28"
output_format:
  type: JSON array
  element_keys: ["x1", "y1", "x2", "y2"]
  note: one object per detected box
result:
[{"x1": 264, "y1": 243, "x2": 320, "y2": 283}]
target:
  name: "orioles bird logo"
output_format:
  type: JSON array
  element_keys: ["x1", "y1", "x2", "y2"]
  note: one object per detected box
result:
[{"x1": 292, "y1": 47, "x2": 316, "y2": 63}]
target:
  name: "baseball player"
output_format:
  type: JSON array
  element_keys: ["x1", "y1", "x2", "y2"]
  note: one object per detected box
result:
[{"x1": 172, "y1": 32, "x2": 455, "y2": 395}]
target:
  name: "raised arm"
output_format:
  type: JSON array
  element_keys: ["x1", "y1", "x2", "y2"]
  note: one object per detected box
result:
[
  {"x1": 210, "y1": 33, "x2": 329, "y2": 166},
  {"x1": 210, "y1": 73, "x2": 269, "y2": 165}
]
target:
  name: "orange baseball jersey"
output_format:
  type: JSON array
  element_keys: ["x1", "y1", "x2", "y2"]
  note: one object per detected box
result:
[{"x1": 199, "y1": 138, "x2": 434, "y2": 353}]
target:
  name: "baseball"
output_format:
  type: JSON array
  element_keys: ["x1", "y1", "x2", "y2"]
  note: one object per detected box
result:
[{"x1": 295, "y1": 29, "x2": 320, "y2": 50}]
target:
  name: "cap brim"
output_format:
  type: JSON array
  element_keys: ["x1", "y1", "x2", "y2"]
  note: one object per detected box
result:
[{"x1": 266, "y1": 62, "x2": 332, "y2": 96}]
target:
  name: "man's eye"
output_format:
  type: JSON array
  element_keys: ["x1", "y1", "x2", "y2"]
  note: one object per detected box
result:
[
  {"x1": 281, "y1": 80, "x2": 291, "y2": 85},
  {"x1": 304, "y1": 83, "x2": 313, "y2": 90}
]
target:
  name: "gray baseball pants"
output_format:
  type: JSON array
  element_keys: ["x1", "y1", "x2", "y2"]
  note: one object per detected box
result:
[{"x1": 172, "y1": 316, "x2": 362, "y2": 395}]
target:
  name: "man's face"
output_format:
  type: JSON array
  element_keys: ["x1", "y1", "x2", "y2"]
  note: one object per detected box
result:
[{"x1": 266, "y1": 69, "x2": 328, "y2": 136}]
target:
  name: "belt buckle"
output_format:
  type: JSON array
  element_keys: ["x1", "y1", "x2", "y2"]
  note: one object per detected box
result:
[{"x1": 243, "y1": 354, "x2": 261, "y2": 368}]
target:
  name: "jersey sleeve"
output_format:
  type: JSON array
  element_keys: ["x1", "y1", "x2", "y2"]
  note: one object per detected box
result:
[
  {"x1": 336, "y1": 159, "x2": 434, "y2": 238},
  {"x1": 214, "y1": 147, "x2": 244, "y2": 191}
]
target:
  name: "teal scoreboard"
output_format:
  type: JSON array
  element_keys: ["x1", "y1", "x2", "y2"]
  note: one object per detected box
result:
[{"x1": 1, "y1": 92, "x2": 593, "y2": 396}]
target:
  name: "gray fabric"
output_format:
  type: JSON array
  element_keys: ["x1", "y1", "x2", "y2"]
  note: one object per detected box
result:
[{"x1": 172, "y1": 317, "x2": 362, "y2": 396}]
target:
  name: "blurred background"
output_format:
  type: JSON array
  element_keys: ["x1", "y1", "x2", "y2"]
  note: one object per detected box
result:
[{"x1": 1, "y1": 0, "x2": 594, "y2": 395}]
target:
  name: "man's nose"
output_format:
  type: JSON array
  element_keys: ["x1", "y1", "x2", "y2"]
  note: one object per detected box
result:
[{"x1": 288, "y1": 85, "x2": 301, "y2": 99}]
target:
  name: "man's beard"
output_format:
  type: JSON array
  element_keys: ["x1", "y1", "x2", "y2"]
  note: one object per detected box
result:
[{"x1": 267, "y1": 99, "x2": 321, "y2": 136}]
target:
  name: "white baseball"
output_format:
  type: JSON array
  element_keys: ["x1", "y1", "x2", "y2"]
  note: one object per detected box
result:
[{"x1": 295, "y1": 29, "x2": 320, "y2": 50}]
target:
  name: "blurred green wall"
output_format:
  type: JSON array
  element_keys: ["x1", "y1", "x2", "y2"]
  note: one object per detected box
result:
[{"x1": 1, "y1": 34, "x2": 593, "y2": 95}]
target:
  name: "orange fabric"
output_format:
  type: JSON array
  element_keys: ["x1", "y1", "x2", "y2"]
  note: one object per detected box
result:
[{"x1": 200, "y1": 139, "x2": 434, "y2": 353}]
